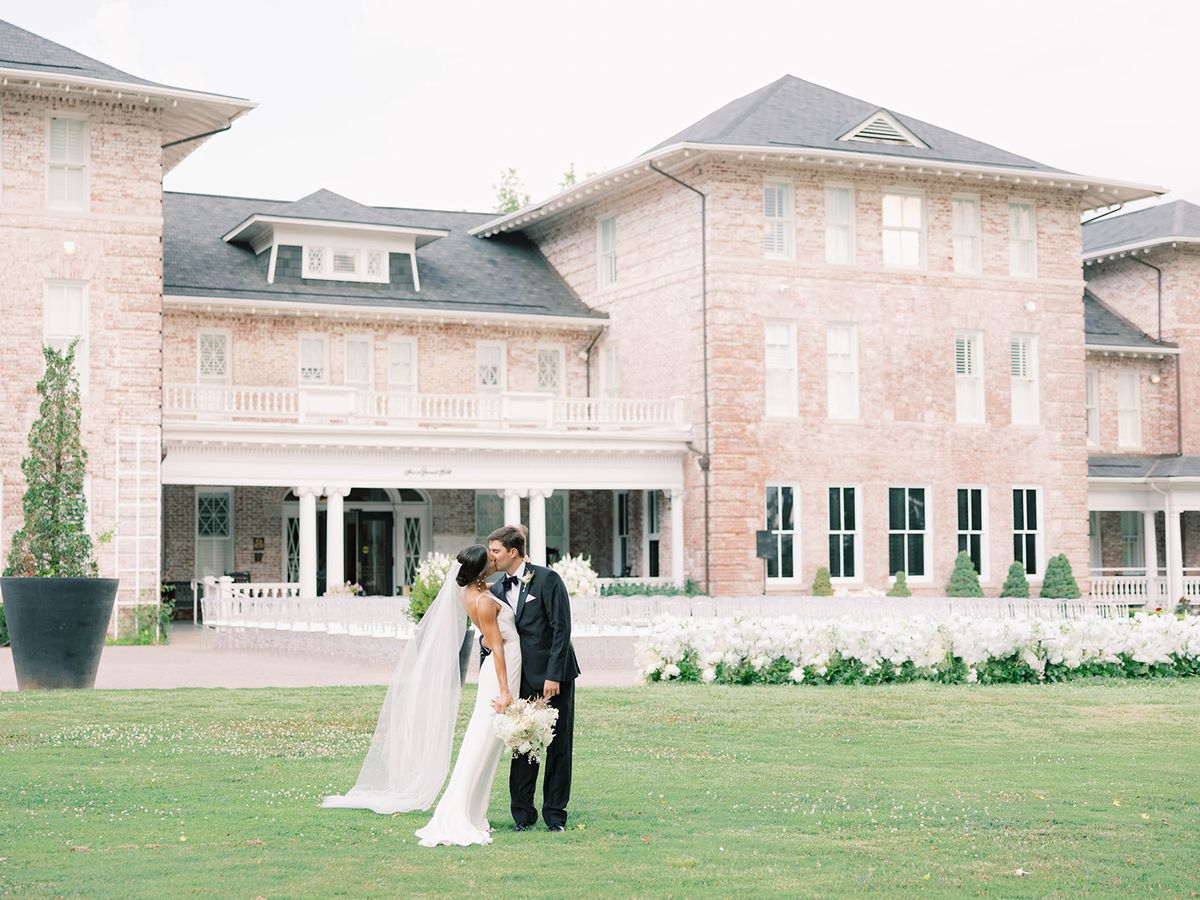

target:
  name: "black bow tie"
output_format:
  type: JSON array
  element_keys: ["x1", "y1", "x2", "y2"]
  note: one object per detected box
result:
[{"x1": 503, "y1": 574, "x2": 520, "y2": 591}]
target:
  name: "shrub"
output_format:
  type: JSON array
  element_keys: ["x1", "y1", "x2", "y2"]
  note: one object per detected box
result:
[
  {"x1": 601, "y1": 579, "x2": 703, "y2": 597},
  {"x1": 1040, "y1": 553, "x2": 1082, "y2": 599},
  {"x1": 887, "y1": 571, "x2": 911, "y2": 597},
  {"x1": 812, "y1": 567, "x2": 833, "y2": 596},
  {"x1": 1000, "y1": 561, "x2": 1030, "y2": 598},
  {"x1": 408, "y1": 552, "x2": 454, "y2": 623},
  {"x1": 945, "y1": 551, "x2": 984, "y2": 597}
]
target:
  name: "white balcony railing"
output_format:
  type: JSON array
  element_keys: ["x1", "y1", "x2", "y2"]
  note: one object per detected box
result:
[{"x1": 165, "y1": 384, "x2": 689, "y2": 433}]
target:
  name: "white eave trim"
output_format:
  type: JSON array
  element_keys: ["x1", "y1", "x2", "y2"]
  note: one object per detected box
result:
[
  {"x1": 0, "y1": 66, "x2": 255, "y2": 111},
  {"x1": 222, "y1": 214, "x2": 450, "y2": 246},
  {"x1": 1084, "y1": 343, "x2": 1180, "y2": 357},
  {"x1": 1083, "y1": 236, "x2": 1200, "y2": 263},
  {"x1": 163, "y1": 293, "x2": 608, "y2": 331},
  {"x1": 472, "y1": 141, "x2": 1166, "y2": 237}
]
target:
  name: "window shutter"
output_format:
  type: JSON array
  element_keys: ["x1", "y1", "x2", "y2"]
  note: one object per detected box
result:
[
  {"x1": 1010, "y1": 338, "x2": 1028, "y2": 378},
  {"x1": 300, "y1": 337, "x2": 326, "y2": 383},
  {"x1": 345, "y1": 337, "x2": 371, "y2": 385},
  {"x1": 366, "y1": 251, "x2": 384, "y2": 279},
  {"x1": 305, "y1": 247, "x2": 326, "y2": 276},
  {"x1": 763, "y1": 183, "x2": 790, "y2": 257},
  {"x1": 955, "y1": 336, "x2": 973, "y2": 376},
  {"x1": 199, "y1": 333, "x2": 228, "y2": 381},
  {"x1": 389, "y1": 339, "x2": 415, "y2": 390}
]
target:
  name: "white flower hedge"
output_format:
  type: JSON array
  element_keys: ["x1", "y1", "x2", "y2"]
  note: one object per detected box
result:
[{"x1": 638, "y1": 614, "x2": 1200, "y2": 685}]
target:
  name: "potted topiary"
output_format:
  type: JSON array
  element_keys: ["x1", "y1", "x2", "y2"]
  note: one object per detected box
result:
[
  {"x1": 945, "y1": 551, "x2": 984, "y2": 597},
  {"x1": 0, "y1": 343, "x2": 119, "y2": 689}
]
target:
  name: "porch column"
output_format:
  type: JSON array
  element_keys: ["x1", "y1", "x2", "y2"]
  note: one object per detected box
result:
[
  {"x1": 1166, "y1": 507, "x2": 1184, "y2": 605},
  {"x1": 529, "y1": 489, "x2": 551, "y2": 564},
  {"x1": 325, "y1": 486, "x2": 350, "y2": 592},
  {"x1": 1143, "y1": 509, "x2": 1159, "y2": 601},
  {"x1": 503, "y1": 488, "x2": 523, "y2": 530},
  {"x1": 670, "y1": 488, "x2": 685, "y2": 587},
  {"x1": 295, "y1": 486, "x2": 319, "y2": 598}
]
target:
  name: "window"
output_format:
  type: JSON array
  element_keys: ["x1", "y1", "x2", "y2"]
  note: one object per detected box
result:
[
  {"x1": 43, "y1": 282, "x2": 88, "y2": 393},
  {"x1": 1010, "y1": 335, "x2": 1038, "y2": 425},
  {"x1": 388, "y1": 337, "x2": 417, "y2": 391},
  {"x1": 827, "y1": 324, "x2": 859, "y2": 419},
  {"x1": 888, "y1": 487, "x2": 927, "y2": 578},
  {"x1": 546, "y1": 492, "x2": 569, "y2": 564},
  {"x1": 299, "y1": 335, "x2": 328, "y2": 384},
  {"x1": 1116, "y1": 370, "x2": 1141, "y2": 448},
  {"x1": 1120, "y1": 511, "x2": 1144, "y2": 571},
  {"x1": 366, "y1": 251, "x2": 385, "y2": 279},
  {"x1": 476, "y1": 342, "x2": 505, "y2": 392},
  {"x1": 828, "y1": 486, "x2": 859, "y2": 580},
  {"x1": 302, "y1": 246, "x2": 388, "y2": 283},
  {"x1": 957, "y1": 487, "x2": 985, "y2": 576},
  {"x1": 613, "y1": 491, "x2": 630, "y2": 577},
  {"x1": 598, "y1": 216, "x2": 617, "y2": 288},
  {"x1": 344, "y1": 336, "x2": 373, "y2": 386},
  {"x1": 1009, "y1": 201, "x2": 1036, "y2": 277},
  {"x1": 474, "y1": 492, "x2": 503, "y2": 543},
  {"x1": 48, "y1": 117, "x2": 87, "y2": 210},
  {"x1": 537, "y1": 347, "x2": 563, "y2": 394},
  {"x1": 644, "y1": 490, "x2": 660, "y2": 578},
  {"x1": 955, "y1": 332, "x2": 984, "y2": 423},
  {"x1": 1012, "y1": 488, "x2": 1041, "y2": 575},
  {"x1": 824, "y1": 185, "x2": 855, "y2": 264},
  {"x1": 764, "y1": 320, "x2": 797, "y2": 416},
  {"x1": 196, "y1": 489, "x2": 234, "y2": 579},
  {"x1": 1085, "y1": 368, "x2": 1099, "y2": 445},
  {"x1": 952, "y1": 195, "x2": 981, "y2": 273},
  {"x1": 882, "y1": 192, "x2": 924, "y2": 268},
  {"x1": 601, "y1": 344, "x2": 619, "y2": 399},
  {"x1": 198, "y1": 331, "x2": 230, "y2": 384},
  {"x1": 1089, "y1": 511, "x2": 1103, "y2": 573},
  {"x1": 763, "y1": 180, "x2": 793, "y2": 258},
  {"x1": 765, "y1": 485, "x2": 799, "y2": 581}
]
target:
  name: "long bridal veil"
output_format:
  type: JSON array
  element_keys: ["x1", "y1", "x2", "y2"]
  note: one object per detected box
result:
[{"x1": 323, "y1": 561, "x2": 467, "y2": 814}]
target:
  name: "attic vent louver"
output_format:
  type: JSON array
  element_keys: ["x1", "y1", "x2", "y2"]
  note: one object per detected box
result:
[{"x1": 839, "y1": 111, "x2": 927, "y2": 149}]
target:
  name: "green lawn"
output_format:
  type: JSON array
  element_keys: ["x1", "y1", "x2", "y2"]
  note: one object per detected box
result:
[{"x1": 2, "y1": 682, "x2": 1199, "y2": 897}]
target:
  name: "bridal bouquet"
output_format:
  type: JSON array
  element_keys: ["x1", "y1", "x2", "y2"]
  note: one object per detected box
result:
[{"x1": 492, "y1": 697, "x2": 559, "y2": 765}]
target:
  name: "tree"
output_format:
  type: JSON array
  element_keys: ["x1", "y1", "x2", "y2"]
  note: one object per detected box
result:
[
  {"x1": 559, "y1": 162, "x2": 577, "y2": 190},
  {"x1": 1040, "y1": 553, "x2": 1082, "y2": 599},
  {"x1": 945, "y1": 551, "x2": 984, "y2": 597},
  {"x1": 887, "y1": 571, "x2": 911, "y2": 597},
  {"x1": 493, "y1": 167, "x2": 530, "y2": 214},
  {"x1": 1000, "y1": 561, "x2": 1030, "y2": 598},
  {"x1": 812, "y1": 566, "x2": 833, "y2": 596}
]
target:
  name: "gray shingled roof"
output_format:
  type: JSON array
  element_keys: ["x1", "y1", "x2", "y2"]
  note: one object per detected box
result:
[
  {"x1": 648, "y1": 75, "x2": 1063, "y2": 172},
  {"x1": 1082, "y1": 200, "x2": 1200, "y2": 255},
  {"x1": 1089, "y1": 455, "x2": 1200, "y2": 479},
  {"x1": 165, "y1": 191, "x2": 602, "y2": 320},
  {"x1": 1083, "y1": 289, "x2": 1176, "y2": 351}
]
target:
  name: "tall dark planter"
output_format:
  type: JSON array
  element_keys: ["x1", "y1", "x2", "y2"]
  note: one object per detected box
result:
[{"x1": 1, "y1": 577, "x2": 118, "y2": 690}]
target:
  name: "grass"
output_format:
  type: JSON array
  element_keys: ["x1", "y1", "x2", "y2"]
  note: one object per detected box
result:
[{"x1": 1, "y1": 682, "x2": 1199, "y2": 897}]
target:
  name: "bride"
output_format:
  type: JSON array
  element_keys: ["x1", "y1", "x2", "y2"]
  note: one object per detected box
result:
[{"x1": 322, "y1": 544, "x2": 521, "y2": 847}]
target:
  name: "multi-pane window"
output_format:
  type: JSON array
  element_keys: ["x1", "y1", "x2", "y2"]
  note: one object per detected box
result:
[
  {"x1": 1120, "y1": 511, "x2": 1144, "y2": 571},
  {"x1": 765, "y1": 485, "x2": 798, "y2": 581},
  {"x1": 1089, "y1": 511, "x2": 1103, "y2": 573},
  {"x1": 48, "y1": 117, "x2": 87, "y2": 210},
  {"x1": 598, "y1": 216, "x2": 618, "y2": 288},
  {"x1": 474, "y1": 491, "x2": 503, "y2": 543},
  {"x1": 1010, "y1": 335, "x2": 1038, "y2": 425},
  {"x1": 956, "y1": 487, "x2": 985, "y2": 575},
  {"x1": 614, "y1": 491, "x2": 630, "y2": 577},
  {"x1": 299, "y1": 335, "x2": 327, "y2": 384},
  {"x1": 952, "y1": 195, "x2": 981, "y2": 273},
  {"x1": 824, "y1": 185, "x2": 855, "y2": 264},
  {"x1": 43, "y1": 282, "x2": 88, "y2": 393},
  {"x1": 344, "y1": 336, "x2": 372, "y2": 386},
  {"x1": 196, "y1": 489, "x2": 233, "y2": 578},
  {"x1": 1008, "y1": 201, "x2": 1036, "y2": 277},
  {"x1": 764, "y1": 320, "x2": 797, "y2": 416},
  {"x1": 546, "y1": 493, "x2": 569, "y2": 564},
  {"x1": 763, "y1": 180, "x2": 793, "y2": 258},
  {"x1": 644, "y1": 490, "x2": 660, "y2": 578},
  {"x1": 888, "y1": 487, "x2": 927, "y2": 578},
  {"x1": 365, "y1": 251, "x2": 385, "y2": 279},
  {"x1": 828, "y1": 486, "x2": 858, "y2": 580},
  {"x1": 1116, "y1": 370, "x2": 1142, "y2": 448},
  {"x1": 476, "y1": 342, "x2": 504, "y2": 391},
  {"x1": 537, "y1": 347, "x2": 563, "y2": 393},
  {"x1": 826, "y1": 324, "x2": 859, "y2": 419},
  {"x1": 198, "y1": 332, "x2": 229, "y2": 384},
  {"x1": 388, "y1": 338, "x2": 416, "y2": 391},
  {"x1": 1012, "y1": 488, "x2": 1040, "y2": 575},
  {"x1": 882, "y1": 192, "x2": 924, "y2": 268},
  {"x1": 1085, "y1": 368, "x2": 1099, "y2": 445},
  {"x1": 955, "y1": 332, "x2": 984, "y2": 423},
  {"x1": 601, "y1": 344, "x2": 619, "y2": 399}
]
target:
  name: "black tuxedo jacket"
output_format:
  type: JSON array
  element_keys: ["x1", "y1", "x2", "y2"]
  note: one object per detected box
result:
[{"x1": 491, "y1": 562, "x2": 581, "y2": 692}]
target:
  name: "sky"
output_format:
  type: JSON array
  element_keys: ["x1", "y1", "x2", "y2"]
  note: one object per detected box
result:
[{"x1": 5, "y1": 0, "x2": 1198, "y2": 214}]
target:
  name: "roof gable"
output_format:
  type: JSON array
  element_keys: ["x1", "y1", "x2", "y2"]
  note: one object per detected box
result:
[{"x1": 839, "y1": 109, "x2": 927, "y2": 148}]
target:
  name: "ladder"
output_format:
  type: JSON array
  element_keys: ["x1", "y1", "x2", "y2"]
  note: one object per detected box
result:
[{"x1": 111, "y1": 428, "x2": 162, "y2": 639}]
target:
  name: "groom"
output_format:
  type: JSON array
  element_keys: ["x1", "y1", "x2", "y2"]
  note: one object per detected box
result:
[{"x1": 485, "y1": 524, "x2": 581, "y2": 832}]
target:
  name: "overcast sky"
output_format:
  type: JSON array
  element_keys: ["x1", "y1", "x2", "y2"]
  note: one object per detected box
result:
[{"x1": 6, "y1": 0, "x2": 1197, "y2": 213}]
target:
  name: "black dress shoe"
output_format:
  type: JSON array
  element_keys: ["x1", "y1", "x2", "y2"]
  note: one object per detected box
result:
[
  {"x1": 512, "y1": 823, "x2": 533, "y2": 832},
  {"x1": 546, "y1": 824, "x2": 565, "y2": 832}
]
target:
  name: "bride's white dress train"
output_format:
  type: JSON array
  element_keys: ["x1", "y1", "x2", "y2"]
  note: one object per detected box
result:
[{"x1": 415, "y1": 596, "x2": 521, "y2": 847}]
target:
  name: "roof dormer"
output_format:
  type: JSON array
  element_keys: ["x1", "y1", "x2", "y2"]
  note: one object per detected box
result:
[{"x1": 837, "y1": 109, "x2": 928, "y2": 149}]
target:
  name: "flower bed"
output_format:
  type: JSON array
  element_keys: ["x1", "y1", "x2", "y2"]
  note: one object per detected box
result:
[{"x1": 637, "y1": 614, "x2": 1200, "y2": 685}]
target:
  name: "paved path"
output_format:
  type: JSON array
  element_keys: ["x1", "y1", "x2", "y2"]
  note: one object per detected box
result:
[{"x1": 0, "y1": 625, "x2": 642, "y2": 691}]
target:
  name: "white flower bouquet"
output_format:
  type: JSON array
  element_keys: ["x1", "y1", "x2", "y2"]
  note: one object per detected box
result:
[
  {"x1": 551, "y1": 553, "x2": 600, "y2": 598},
  {"x1": 492, "y1": 696, "x2": 559, "y2": 765},
  {"x1": 324, "y1": 581, "x2": 363, "y2": 597}
]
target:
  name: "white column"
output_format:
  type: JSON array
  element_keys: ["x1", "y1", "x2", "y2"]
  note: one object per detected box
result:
[
  {"x1": 1166, "y1": 507, "x2": 1184, "y2": 606},
  {"x1": 296, "y1": 486, "x2": 319, "y2": 598},
  {"x1": 504, "y1": 489, "x2": 523, "y2": 529},
  {"x1": 670, "y1": 488, "x2": 685, "y2": 587},
  {"x1": 529, "y1": 489, "x2": 550, "y2": 564},
  {"x1": 1143, "y1": 509, "x2": 1159, "y2": 600},
  {"x1": 325, "y1": 486, "x2": 350, "y2": 592}
]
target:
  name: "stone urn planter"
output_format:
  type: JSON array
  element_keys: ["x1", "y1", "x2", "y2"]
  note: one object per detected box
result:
[{"x1": 1, "y1": 577, "x2": 118, "y2": 689}]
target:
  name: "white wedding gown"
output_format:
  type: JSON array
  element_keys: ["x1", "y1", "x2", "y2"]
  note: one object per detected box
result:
[{"x1": 415, "y1": 594, "x2": 522, "y2": 847}]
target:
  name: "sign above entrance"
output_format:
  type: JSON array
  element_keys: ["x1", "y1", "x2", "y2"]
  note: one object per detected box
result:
[{"x1": 404, "y1": 467, "x2": 452, "y2": 477}]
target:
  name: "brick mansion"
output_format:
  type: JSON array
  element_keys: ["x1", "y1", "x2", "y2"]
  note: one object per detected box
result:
[{"x1": 0, "y1": 20, "x2": 1196, "y2": 609}]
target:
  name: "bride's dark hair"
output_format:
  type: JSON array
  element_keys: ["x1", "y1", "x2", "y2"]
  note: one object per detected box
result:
[{"x1": 455, "y1": 544, "x2": 489, "y2": 587}]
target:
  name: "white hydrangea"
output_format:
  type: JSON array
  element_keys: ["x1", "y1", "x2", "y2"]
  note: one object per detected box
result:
[
  {"x1": 551, "y1": 554, "x2": 600, "y2": 598},
  {"x1": 415, "y1": 552, "x2": 454, "y2": 588}
]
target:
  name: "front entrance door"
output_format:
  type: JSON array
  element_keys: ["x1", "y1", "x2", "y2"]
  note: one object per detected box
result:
[{"x1": 347, "y1": 511, "x2": 394, "y2": 597}]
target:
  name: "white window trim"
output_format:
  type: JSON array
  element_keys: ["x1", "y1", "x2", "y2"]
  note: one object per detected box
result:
[
  {"x1": 951, "y1": 193, "x2": 982, "y2": 275},
  {"x1": 1116, "y1": 368, "x2": 1142, "y2": 449},
  {"x1": 343, "y1": 334, "x2": 374, "y2": 387},
  {"x1": 197, "y1": 328, "x2": 232, "y2": 385},
  {"x1": 1012, "y1": 485, "x2": 1044, "y2": 582},
  {"x1": 298, "y1": 333, "x2": 329, "y2": 385},
  {"x1": 301, "y1": 245, "x2": 388, "y2": 284},
  {"x1": 1085, "y1": 367, "x2": 1100, "y2": 447},
  {"x1": 1008, "y1": 199, "x2": 1038, "y2": 278},
  {"x1": 476, "y1": 340, "x2": 507, "y2": 392},
  {"x1": 955, "y1": 485, "x2": 990, "y2": 583},
  {"x1": 387, "y1": 336, "x2": 418, "y2": 392},
  {"x1": 536, "y1": 344, "x2": 566, "y2": 396},
  {"x1": 881, "y1": 188, "x2": 926, "y2": 270},
  {"x1": 596, "y1": 214, "x2": 618, "y2": 290},
  {"x1": 827, "y1": 484, "x2": 862, "y2": 584},
  {"x1": 824, "y1": 182, "x2": 856, "y2": 265},
  {"x1": 43, "y1": 280, "x2": 89, "y2": 396},
  {"x1": 764, "y1": 319, "x2": 798, "y2": 418},
  {"x1": 765, "y1": 483, "x2": 801, "y2": 585},
  {"x1": 643, "y1": 490, "x2": 661, "y2": 579},
  {"x1": 763, "y1": 178, "x2": 795, "y2": 260},
  {"x1": 46, "y1": 113, "x2": 89, "y2": 213},
  {"x1": 826, "y1": 322, "x2": 860, "y2": 421},
  {"x1": 195, "y1": 486, "x2": 235, "y2": 581},
  {"x1": 888, "y1": 484, "x2": 933, "y2": 584},
  {"x1": 955, "y1": 331, "x2": 985, "y2": 424},
  {"x1": 1010, "y1": 333, "x2": 1040, "y2": 426}
]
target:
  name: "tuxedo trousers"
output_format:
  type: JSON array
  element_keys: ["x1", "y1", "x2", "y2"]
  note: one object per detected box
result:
[{"x1": 510, "y1": 676, "x2": 574, "y2": 828}]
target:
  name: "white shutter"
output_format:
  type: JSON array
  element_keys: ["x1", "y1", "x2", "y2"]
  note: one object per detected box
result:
[
  {"x1": 344, "y1": 337, "x2": 371, "y2": 385},
  {"x1": 1010, "y1": 336, "x2": 1037, "y2": 424},
  {"x1": 299, "y1": 336, "x2": 327, "y2": 383},
  {"x1": 598, "y1": 217, "x2": 617, "y2": 287},
  {"x1": 1085, "y1": 368, "x2": 1099, "y2": 444},
  {"x1": 1117, "y1": 370, "x2": 1141, "y2": 447},
  {"x1": 826, "y1": 325, "x2": 858, "y2": 419},
  {"x1": 763, "y1": 182, "x2": 791, "y2": 258},
  {"x1": 388, "y1": 339, "x2": 415, "y2": 391},
  {"x1": 1009, "y1": 202, "x2": 1036, "y2": 276},
  {"x1": 955, "y1": 334, "x2": 983, "y2": 423}
]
